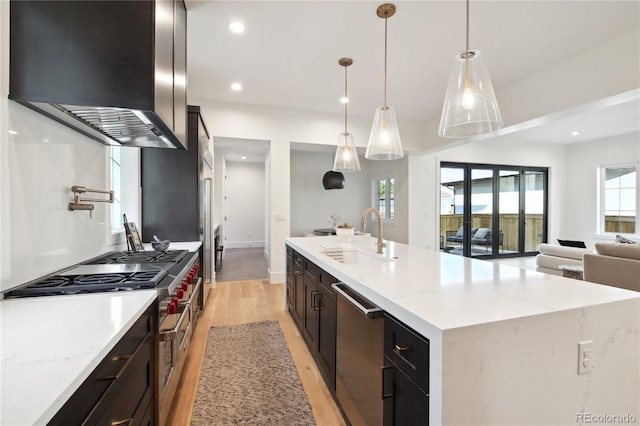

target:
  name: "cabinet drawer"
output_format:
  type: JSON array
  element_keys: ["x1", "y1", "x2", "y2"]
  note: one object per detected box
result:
[
  {"x1": 48, "y1": 303, "x2": 156, "y2": 426},
  {"x1": 287, "y1": 245, "x2": 293, "y2": 260},
  {"x1": 384, "y1": 314, "x2": 429, "y2": 393},
  {"x1": 303, "y1": 257, "x2": 317, "y2": 282},
  {"x1": 316, "y1": 268, "x2": 337, "y2": 302}
]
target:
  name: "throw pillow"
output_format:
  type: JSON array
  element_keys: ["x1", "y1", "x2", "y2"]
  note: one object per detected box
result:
[
  {"x1": 473, "y1": 228, "x2": 489, "y2": 239},
  {"x1": 615, "y1": 234, "x2": 638, "y2": 244},
  {"x1": 557, "y1": 239, "x2": 587, "y2": 248},
  {"x1": 595, "y1": 242, "x2": 640, "y2": 260}
]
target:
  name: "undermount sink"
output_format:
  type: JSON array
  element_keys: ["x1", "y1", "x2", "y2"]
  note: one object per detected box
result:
[{"x1": 323, "y1": 247, "x2": 394, "y2": 264}]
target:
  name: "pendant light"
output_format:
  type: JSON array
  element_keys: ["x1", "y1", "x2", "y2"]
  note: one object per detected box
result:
[
  {"x1": 333, "y1": 58, "x2": 361, "y2": 172},
  {"x1": 438, "y1": 0, "x2": 503, "y2": 138},
  {"x1": 365, "y1": 3, "x2": 404, "y2": 161},
  {"x1": 322, "y1": 167, "x2": 345, "y2": 190}
]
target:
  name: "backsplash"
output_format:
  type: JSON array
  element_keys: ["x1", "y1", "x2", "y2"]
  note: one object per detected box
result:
[{"x1": 1, "y1": 102, "x2": 126, "y2": 292}]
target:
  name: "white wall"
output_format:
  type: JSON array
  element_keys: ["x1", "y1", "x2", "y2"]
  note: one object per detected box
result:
[
  {"x1": 0, "y1": 2, "x2": 139, "y2": 292},
  {"x1": 564, "y1": 132, "x2": 640, "y2": 244},
  {"x1": 1, "y1": 103, "x2": 124, "y2": 292},
  {"x1": 290, "y1": 150, "x2": 370, "y2": 237},
  {"x1": 223, "y1": 161, "x2": 266, "y2": 248},
  {"x1": 190, "y1": 98, "x2": 423, "y2": 282}
]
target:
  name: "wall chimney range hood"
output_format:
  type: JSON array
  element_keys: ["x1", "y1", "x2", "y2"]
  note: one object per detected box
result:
[{"x1": 9, "y1": 0, "x2": 187, "y2": 149}]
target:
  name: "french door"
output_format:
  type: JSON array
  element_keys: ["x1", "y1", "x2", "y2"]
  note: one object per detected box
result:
[{"x1": 440, "y1": 163, "x2": 548, "y2": 258}]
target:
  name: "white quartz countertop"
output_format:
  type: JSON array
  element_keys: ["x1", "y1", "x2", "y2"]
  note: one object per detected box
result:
[
  {"x1": 143, "y1": 240, "x2": 202, "y2": 252},
  {"x1": 0, "y1": 290, "x2": 157, "y2": 426},
  {"x1": 286, "y1": 236, "x2": 640, "y2": 339}
]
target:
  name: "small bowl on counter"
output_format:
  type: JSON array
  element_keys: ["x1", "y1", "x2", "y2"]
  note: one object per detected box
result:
[
  {"x1": 336, "y1": 227, "x2": 355, "y2": 242},
  {"x1": 151, "y1": 240, "x2": 171, "y2": 251}
]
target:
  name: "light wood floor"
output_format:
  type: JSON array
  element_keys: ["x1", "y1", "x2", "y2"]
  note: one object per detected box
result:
[{"x1": 165, "y1": 279, "x2": 347, "y2": 426}]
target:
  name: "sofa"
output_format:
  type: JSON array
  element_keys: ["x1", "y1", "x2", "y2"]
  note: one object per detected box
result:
[
  {"x1": 535, "y1": 243, "x2": 593, "y2": 276},
  {"x1": 583, "y1": 242, "x2": 640, "y2": 292},
  {"x1": 446, "y1": 227, "x2": 503, "y2": 251}
]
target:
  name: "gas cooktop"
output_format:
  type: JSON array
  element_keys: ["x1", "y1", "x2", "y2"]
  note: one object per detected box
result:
[
  {"x1": 86, "y1": 250, "x2": 187, "y2": 265},
  {"x1": 3, "y1": 250, "x2": 190, "y2": 299}
]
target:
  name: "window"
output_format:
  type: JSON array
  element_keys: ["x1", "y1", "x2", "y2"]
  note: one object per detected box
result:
[
  {"x1": 110, "y1": 146, "x2": 123, "y2": 233},
  {"x1": 599, "y1": 163, "x2": 637, "y2": 235},
  {"x1": 375, "y1": 177, "x2": 395, "y2": 222}
]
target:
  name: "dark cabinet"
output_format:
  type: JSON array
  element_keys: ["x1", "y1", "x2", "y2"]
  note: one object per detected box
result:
[
  {"x1": 141, "y1": 105, "x2": 213, "y2": 307},
  {"x1": 315, "y1": 270, "x2": 337, "y2": 391},
  {"x1": 291, "y1": 251, "x2": 305, "y2": 328},
  {"x1": 382, "y1": 314, "x2": 430, "y2": 426},
  {"x1": 286, "y1": 246, "x2": 338, "y2": 392},
  {"x1": 49, "y1": 302, "x2": 157, "y2": 426},
  {"x1": 286, "y1": 246, "x2": 294, "y2": 310},
  {"x1": 303, "y1": 258, "x2": 319, "y2": 344}
]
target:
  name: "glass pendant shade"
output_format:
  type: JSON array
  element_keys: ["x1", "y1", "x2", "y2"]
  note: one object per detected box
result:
[
  {"x1": 333, "y1": 132, "x2": 360, "y2": 172},
  {"x1": 365, "y1": 106, "x2": 404, "y2": 160},
  {"x1": 438, "y1": 49, "x2": 503, "y2": 138}
]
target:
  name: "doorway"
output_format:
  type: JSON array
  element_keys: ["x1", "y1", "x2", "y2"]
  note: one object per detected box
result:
[{"x1": 440, "y1": 162, "x2": 548, "y2": 258}]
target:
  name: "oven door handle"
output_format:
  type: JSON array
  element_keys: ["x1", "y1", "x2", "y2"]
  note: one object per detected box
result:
[
  {"x1": 188, "y1": 278, "x2": 202, "y2": 305},
  {"x1": 160, "y1": 302, "x2": 190, "y2": 342}
]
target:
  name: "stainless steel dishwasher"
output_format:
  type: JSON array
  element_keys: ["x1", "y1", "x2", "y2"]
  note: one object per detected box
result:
[{"x1": 333, "y1": 283, "x2": 384, "y2": 426}]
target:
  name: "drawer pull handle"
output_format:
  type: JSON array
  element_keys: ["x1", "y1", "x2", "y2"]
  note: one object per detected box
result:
[
  {"x1": 381, "y1": 365, "x2": 393, "y2": 399},
  {"x1": 103, "y1": 354, "x2": 133, "y2": 380},
  {"x1": 293, "y1": 271, "x2": 302, "y2": 276},
  {"x1": 394, "y1": 344, "x2": 410, "y2": 356},
  {"x1": 111, "y1": 418, "x2": 133, "y2": 426}
]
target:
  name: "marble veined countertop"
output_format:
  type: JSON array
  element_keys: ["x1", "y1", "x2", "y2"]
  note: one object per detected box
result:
[
  {"x1": 286, "y1": 235, "x2": 639, "y2": 339},
  {"x1": 0, "y1": 290, "x2": 157, "y2": 426}
]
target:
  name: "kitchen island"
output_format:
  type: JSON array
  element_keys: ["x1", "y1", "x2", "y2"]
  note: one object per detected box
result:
[{"x1": 286, "y1": 235, "x2": 639, "y2": 425}]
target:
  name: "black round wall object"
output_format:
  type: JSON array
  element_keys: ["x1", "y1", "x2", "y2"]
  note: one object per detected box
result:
[{"x1": 322, "y1": 170, "x2": 345, "y2": 190}]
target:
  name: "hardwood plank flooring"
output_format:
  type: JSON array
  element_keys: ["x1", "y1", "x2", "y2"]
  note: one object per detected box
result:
[{"x1": 165, "y1": 280, "x2": 346, "y2": 426}]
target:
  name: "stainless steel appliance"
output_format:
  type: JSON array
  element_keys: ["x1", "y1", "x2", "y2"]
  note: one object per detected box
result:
[
  {"x1": 333, "y1": 283, "x2": 384, "y2": 426},
  {"x1": 9, "y1": 0, "x2": 187, "y2": 149},
  {"x1": 1, "y1": 248, "x2": 201, "y2": 426},
  {"x1": 155, "y1": 251, "x2": 201, "y2": 425}
]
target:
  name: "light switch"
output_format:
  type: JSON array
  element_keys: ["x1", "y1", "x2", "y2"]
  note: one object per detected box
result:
[{"x1": 275, "y1": 214, "x2": 285, "y2": 222}]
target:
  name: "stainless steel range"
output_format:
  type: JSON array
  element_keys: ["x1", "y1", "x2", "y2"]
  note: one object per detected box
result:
[{"x1": 2, "y1": 248, "x2": 201, "y2": 426}]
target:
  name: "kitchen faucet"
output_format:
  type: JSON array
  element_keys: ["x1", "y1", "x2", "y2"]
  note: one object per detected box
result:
[{"x1": 360, "y1": 208, "x2": 386, "y2": 254}]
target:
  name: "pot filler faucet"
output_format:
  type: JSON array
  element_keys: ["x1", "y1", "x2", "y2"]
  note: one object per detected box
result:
[
  {"x1": 68, "y1": 186, "x2": 114, "y2": 219},
  {"x1": 360, "y1": 208, "x2": 386, "y2": 254}
]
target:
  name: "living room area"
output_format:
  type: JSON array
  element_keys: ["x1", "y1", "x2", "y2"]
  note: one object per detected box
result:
[{"x1": 408, "y1": 91, "x2": 639, "y2": 292}]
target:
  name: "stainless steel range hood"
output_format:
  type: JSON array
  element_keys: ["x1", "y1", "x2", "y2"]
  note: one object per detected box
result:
[{"x1": 9, "y1": 0, "x2": 187, "y2": 149}]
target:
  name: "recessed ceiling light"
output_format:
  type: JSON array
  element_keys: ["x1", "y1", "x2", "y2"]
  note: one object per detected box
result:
[
  {"x1": 571, "y1": 131, "x2": 580, "y2": 136},
  {"x1": 228, "y1": 22, "x2": 245, "y2": 34},
  {"x1": 8, "y1": 130, "x2": 17, "y2": 135},
  {"x1": 241, "y1": 156, "x2": 247, "y2": 160},
  {"x1": 231, "y1": 82, "x2": 243, "y2": 91},
  {"x1": 340, "y1": 97, "x2": 349, "y2": 104}
]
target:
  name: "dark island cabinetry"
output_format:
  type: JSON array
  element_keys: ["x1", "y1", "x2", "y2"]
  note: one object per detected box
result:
[
  {"x1": 383, "y1": 314, "x2": 430, "y2": 426},
  {"x1": 48, "y1": 302, "x2": 157, "y2": 426},
  {"x1": 286, "y1": 247, "x2": 337, "y2": 391}
]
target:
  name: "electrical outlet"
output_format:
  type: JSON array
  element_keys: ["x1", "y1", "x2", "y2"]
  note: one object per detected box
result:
[{"x1": 578, "y1": 340, "x2": 593, "y2": 375}]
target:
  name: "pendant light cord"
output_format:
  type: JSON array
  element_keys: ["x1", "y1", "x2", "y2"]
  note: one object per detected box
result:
[
  {"x1": 383, "y1": 17, "x2": 388, "y2": 107},
  {"x1": 466, "y1": 0, "x2": 470, "y2": 53},
  {"x1": 464, "y1": 0, "x2": 471, "y2": 88},
  {"x1": 344, "y1": 64, "x2": 348, "y2": 134}
]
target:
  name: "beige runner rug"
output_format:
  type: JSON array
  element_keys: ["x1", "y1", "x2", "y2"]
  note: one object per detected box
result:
[{"x1": 191, "y1": 321, "x2": 315, "y2": 425}]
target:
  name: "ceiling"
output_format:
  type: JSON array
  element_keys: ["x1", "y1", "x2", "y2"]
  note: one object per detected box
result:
[{"x1": 185, "y1": 1, "x2": 639, "y2": 160}]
